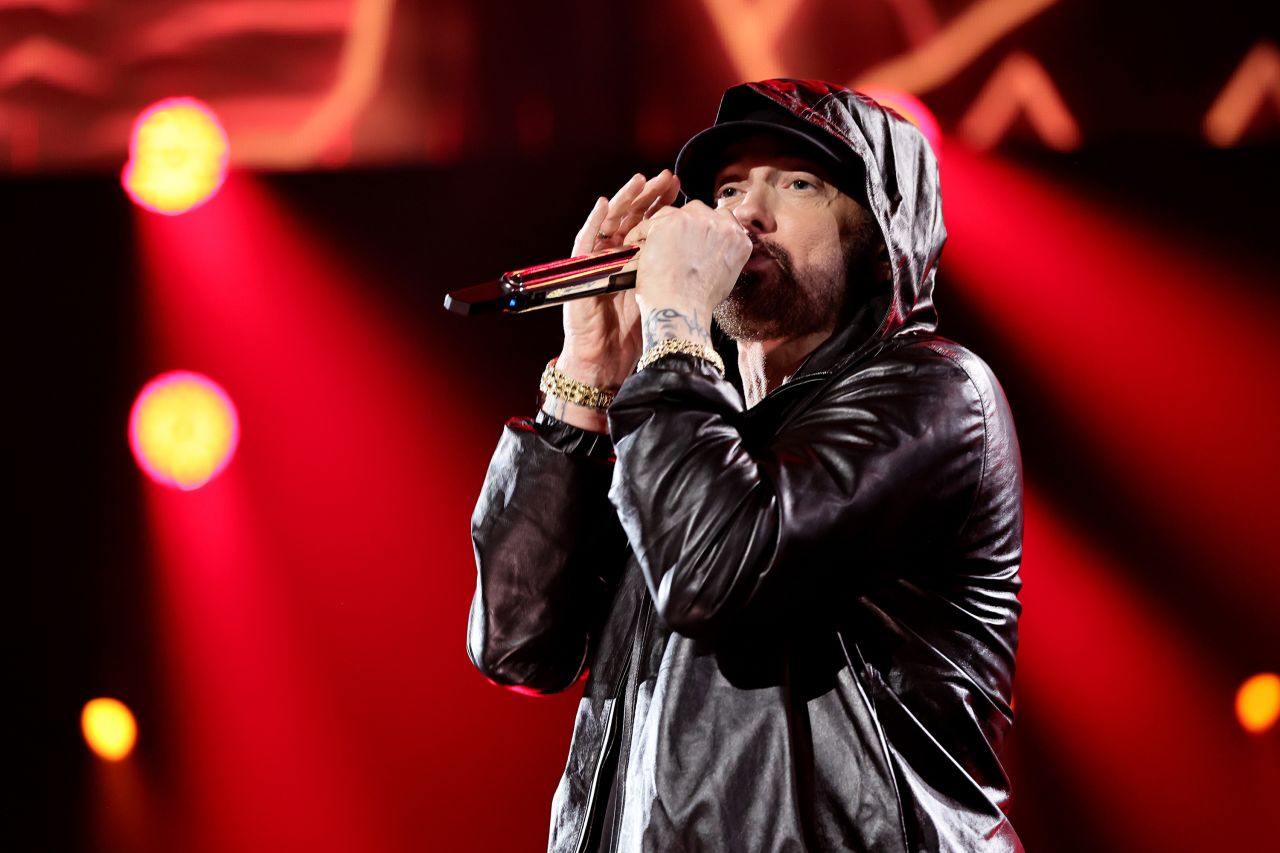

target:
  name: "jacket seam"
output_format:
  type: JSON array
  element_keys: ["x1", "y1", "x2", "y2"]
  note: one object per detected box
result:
[
  {"x1": 784, "y1": 338, "x2": 992, "y2": 545},
  {"x1": 918, "y1": 343, "x2": 990, "y2": 537}
]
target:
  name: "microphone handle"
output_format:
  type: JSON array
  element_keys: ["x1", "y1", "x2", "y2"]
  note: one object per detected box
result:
[{"x1": 444, "y1": 246, "x2": 639, "y2": 316}]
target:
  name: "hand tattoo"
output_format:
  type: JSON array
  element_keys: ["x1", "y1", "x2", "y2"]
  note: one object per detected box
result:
[{"x1": 643, "y1": 307, "x2": 712, "y2": 349}]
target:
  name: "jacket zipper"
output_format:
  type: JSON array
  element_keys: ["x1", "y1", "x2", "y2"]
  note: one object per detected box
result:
[
  {"x1": 609, "y1": 595, "x2": 653, "y2": 850},
  {"x1": 575, "y1": 594, "x2": 653, "y2": 853},
  {"x1": 573, "y1": 681, "x2": 622, "y2": 853}
]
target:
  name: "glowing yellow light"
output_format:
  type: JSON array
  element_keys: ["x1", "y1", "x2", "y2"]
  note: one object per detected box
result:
[
  {"x1": 81, "y1": 698, "x2": 138, "y2": 761},
  {"x1": 1236, "y1": 672, "x2": 1280, "y2": 734},
  {"x1": 129, "y1": 371, "x2": 239, "y2": 490},
  {"x1": 122, "y1": 97, "x2": 229, "y2": 215}
]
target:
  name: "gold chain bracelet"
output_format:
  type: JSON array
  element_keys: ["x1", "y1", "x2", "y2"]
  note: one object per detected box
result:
[
  {"x1": 539, "y1": 359, "x2": 618, "y2": 410},
  {"x1": 636, "y1": 338, "x2": 726, "y2": 377}
]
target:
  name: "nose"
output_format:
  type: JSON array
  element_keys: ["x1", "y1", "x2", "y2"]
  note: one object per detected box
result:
[{"x1": 730, "y1": 185, "x2": 775, "y2": 234}]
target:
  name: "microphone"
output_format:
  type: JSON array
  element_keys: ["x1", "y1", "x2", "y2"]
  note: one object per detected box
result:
[{"x1": 443, "y1": 245, "x2": 639, "y2": 316}]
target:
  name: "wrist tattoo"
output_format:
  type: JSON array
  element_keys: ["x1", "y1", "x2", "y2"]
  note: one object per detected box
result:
[{"x1": 643, "y1": 307, "x2": 712, "y2": 349}]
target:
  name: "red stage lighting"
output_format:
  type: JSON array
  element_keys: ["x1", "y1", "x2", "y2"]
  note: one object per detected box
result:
[
  {"x1": 122, "y1": 98, "x2": 229, "y2": 215},
  {"x1": 1236, "y1": 673, "x2": 1280, "y2": 734},
  {"x1": 129, "y1": 370, "x2": 239, "y2": 491},
  {"x1": 82, "y1": 698, "x2": 138, "y2": 761}
]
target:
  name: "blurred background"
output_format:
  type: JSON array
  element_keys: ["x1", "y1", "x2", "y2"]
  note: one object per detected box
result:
[{"x1": 8, "y1": 0, "x2": 1279, "y2": 850}]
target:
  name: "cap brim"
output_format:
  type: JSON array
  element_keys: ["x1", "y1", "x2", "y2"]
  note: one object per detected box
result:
[{"x1": 674, "y1": 120, "x2": 849, "y2": 204}]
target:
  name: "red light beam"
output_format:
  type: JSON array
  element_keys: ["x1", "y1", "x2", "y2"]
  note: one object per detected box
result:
[{"x1": 939, "y1": 140, "x2": 1280, "y2": 624}]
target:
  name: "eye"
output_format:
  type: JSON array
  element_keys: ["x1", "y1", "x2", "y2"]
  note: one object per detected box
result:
[
  {"x1": 788, "y1": 178, "x2": 815, "y2": 191},
  {"x1": 715, "y1": 185, "x2": 739, "y2": 200}
]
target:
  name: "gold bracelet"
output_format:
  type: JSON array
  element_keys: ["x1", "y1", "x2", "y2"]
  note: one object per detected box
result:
[
  {"x1": 636, "y1": 338, "x2": 726, "y2": 377},
  {"x1": 539, "y1": 359, "x2": 618, "y2": 410}
]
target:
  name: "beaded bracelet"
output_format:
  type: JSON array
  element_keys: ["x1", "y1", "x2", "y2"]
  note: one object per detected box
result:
[{"x1": 636, "y1": 338, "x2": 726, "y2": 377}]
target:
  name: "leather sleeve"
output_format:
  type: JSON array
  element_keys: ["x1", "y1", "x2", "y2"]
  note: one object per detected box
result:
[
  {"x1": 605, "y1": 347, "x2": 988, "y2": 639},
  {"x1": 466, "y1": 415, "x2": 628, "y2": 694}
]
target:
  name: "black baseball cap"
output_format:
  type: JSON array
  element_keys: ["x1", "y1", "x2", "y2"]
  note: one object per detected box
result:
[{"x1": 674, "y1": 104, "x2": 867, "y2": 205}]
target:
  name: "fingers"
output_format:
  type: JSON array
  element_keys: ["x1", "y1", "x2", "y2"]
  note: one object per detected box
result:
[
  {"x1": 576, "y1": 170, "x2": 680, "y2": 256},
  {"x1": 716, "y1": 206, "x2": 753, "y2": 268},
  {"x1": 622, "y1": 175, "x2": 682, "y2": 243},
  {"x1": 642, "y1": 171, "x2": 681, "y2": 219},
  {"x1": 613, "y1": 170, "x2": 679, "y2": 242},
  {"x1": 627, "y1": 169, "x2": 675, "y2": 215},
  {"x1": 573, "y1": 195, "x2": 610, "y2": 255},
  {"x1": 681, "y1": 199, "x2": 748, "y2": 235},
  {"x1": 714, "y1": 202, "x2": 749, "y2": 233},
  {"x1": 644, "y1": 199, "x2": 743, "y2": 235},
  {"x1": 595, "y1": 173, "x2": 647, "y2": 245},
  {"x1": 622, "y1": 217, "x2": 651, "y2": 246},
  {"x1": 641, "y1": 198, "x2": 749, "y2": 269}
]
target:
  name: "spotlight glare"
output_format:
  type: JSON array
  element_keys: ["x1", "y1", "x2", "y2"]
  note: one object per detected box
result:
[
  {"x1": 129, "y1": 370, "x2": 240, "y2": 491},
  {"x1": 122, "y1": 97, "x2": 229, "y2": 215},
  {"x1": 81, "y1": 698, "x2": 138, "y2": 761},
  {"x1": 1236, "y1": 672, "x2": 1280, "y2": 734}
]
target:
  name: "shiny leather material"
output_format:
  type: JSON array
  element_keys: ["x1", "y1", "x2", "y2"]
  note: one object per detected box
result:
[{"x1": 468, "y1": 79, "x2": 1023, "y2": 852}]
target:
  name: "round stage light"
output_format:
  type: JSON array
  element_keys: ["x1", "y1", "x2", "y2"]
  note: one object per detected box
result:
[
  {"x1": 122, "y1": 97, "x2": 229, "y2": 215},
  {"x1": 1235, "y1": 672, "x2": 1280, "y2": 734},
  {"x1": 857, "y1": 85, "x2": 942, "y2": 154},
  {"x1": 81, "y1": 698, "x2": 138, "y2": 761},
  {"x1": 129, "y1": 370, "x2": 240, "y2": 491}
]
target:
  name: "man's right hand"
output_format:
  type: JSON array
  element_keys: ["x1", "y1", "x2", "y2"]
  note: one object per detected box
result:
[{"x1": 547, "y1": 170, "x2": 681, "y2": 432}]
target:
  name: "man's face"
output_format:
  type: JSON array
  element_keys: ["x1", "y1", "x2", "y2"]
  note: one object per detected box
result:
[{"x1": 709, "y1": 135, "x2": 881, "y2": 342}]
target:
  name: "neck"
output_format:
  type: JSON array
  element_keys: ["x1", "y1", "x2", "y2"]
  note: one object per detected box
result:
[{"x1": 736, "y1": 328, "x2": 833, "y2": 407}]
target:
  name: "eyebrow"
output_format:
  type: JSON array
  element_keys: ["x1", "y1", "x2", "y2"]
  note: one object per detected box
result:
[
  {"x1": 713, "y1": 163, "x2": 828, "y2": 191},
  {"x1": 712, "y1": 172, "x2": 742, "y2": 192}
]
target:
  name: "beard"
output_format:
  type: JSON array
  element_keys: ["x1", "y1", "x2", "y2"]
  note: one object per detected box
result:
[{"x1": 713, "y1": 217, "x2": 881, "y2": 342}]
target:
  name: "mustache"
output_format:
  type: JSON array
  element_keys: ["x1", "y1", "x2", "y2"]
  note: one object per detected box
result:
[
  {"x1": 747, "y1": 234, "x2": 779, "y2": 260},
  {"x1": 744, "y1": 235, "x2": 794, "y2": 277}
]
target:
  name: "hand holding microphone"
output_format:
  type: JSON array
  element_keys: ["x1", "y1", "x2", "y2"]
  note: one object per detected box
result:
[
  {"x1": 557, "y1": 170, "x2": 681, "y2": 393},
  {"x1": 625, "y1": 200, "x2": 752, "y2": 345},
  {"x1": 441, "y1": 169, "x2": 748, "y2": 433},
  {"x1": 528, "y1": 171, "x2": 679, "y2": 432}
]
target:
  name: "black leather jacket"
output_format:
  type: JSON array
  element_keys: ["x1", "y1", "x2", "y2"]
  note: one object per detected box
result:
[{"x1": 467, "y1": 80, "x2": 1024, "y2": 852}]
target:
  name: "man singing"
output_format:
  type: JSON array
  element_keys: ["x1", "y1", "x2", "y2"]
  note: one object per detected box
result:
[{"x1": 467, "y1": 79, "x2": 1024, "y2": 852}]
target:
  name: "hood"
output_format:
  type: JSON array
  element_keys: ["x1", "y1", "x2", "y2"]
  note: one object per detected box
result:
[{"x1": 681, "y1": 79, "x2": 947, "y2": 373}]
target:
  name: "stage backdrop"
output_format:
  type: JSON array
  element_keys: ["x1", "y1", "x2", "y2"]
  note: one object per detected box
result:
[{"x1": 8, "y1": 1, "x2": 1278, "y2": 851}]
